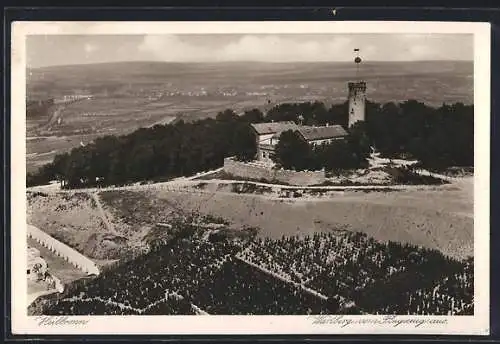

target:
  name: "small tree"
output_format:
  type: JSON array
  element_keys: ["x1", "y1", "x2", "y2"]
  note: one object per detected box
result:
[
  {"x1": 233, "y1": 123, "x2": 257, "y2": 162},
  {"x1": 273, "y1": 130, "x2": 312, "y2": 171},
  {"x1": 240, "y1": 109, "x2": 264, "y2": 123},
  {"x1": 347, "y1": 121, "x2": 371, "y2": 160},
  {"x1": 216, "y1": 109, "x2": 238, "y2": 122},
  {"x1": 52, "y1": 152, "x2": 70, "y2": 187},
  {"x1": 322, "y1": 140, "x2": 359, "y2": 171}
]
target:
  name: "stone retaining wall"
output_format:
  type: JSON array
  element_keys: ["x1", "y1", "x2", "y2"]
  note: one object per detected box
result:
[
  {"x1": 223, "y1": 158, "x2": 326, "y2": 186},
  {"x1": 27, "y1": 224, "x2": 100, "y2": 276}
]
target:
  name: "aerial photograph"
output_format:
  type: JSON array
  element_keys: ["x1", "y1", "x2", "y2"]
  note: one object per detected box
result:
[{"x1": 25, "y1": 33, "x2": 474, "y2": 316}]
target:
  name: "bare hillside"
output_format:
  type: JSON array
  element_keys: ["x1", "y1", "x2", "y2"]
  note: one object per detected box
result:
[
  {"x1": 152, "y1": 179, "x2": 473, "y2": 259},
  {"x1": 27, "y1": 191, "x2": 131, "y2": 259},
  {"x1": 27, "y1": 177, "x2": 473, "y2": 261}
]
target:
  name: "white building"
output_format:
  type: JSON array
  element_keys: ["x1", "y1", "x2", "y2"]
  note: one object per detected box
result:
[{"x1": 250, "y1": 121, "x2": 300, "y2": 161}]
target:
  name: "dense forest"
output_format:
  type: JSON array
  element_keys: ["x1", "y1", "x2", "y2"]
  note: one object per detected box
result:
[
  {"x1": 27, "y1": 100, "x2": 473, "y2": 189},
  {"x1": 267, "y1": 100, "x2": 473, "y2": 170}
]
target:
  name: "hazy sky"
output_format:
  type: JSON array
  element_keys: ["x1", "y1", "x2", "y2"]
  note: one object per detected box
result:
[{"x1": 27, "y1": 33, "x2": 473, "y2": 68}]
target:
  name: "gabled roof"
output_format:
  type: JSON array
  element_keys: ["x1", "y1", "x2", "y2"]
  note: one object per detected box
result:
[
  {"x1": 250, "y1": 121, "x2": 298, "y2": 135},
  {"x1": 297, "y1": 125, "x2": 348, "y2": 141},
  {"x1": 271, "y1": 125, "x2": 312, "y2": 139}
]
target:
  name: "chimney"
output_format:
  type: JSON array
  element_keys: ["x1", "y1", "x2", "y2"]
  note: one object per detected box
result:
[{"x1": 326, "y1": 123, "x2": 329, "y2": 127}]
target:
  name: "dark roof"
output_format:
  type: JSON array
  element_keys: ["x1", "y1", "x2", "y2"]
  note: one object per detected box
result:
[
  {"x1": 297, "y1": 125, "x2": 348, "y2": 141},
  {"x1": 251, "y1": 121, "x2": 298, "y2": 135},
  {"x1": 271, "y1": 125, "x2": 311, "y2": 139}
]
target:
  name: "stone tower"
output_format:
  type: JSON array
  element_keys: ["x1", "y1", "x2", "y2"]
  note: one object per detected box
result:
[
  {"x1": 347, "y1": 48, "x2": 366, "y2": 128},
  {"x1": 348, "y1": 81, "x2": 366, "y2": 128}
]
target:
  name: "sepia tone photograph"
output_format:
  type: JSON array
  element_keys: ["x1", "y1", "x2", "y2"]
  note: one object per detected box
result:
[{"x1": 10, "y1": 21, "x2": 490, "y2": 335}]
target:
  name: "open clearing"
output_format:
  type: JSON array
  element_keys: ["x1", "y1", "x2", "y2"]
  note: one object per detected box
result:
[
  {"x1": 27, "y1": 175, "x2": 473, "y2": 261},
  {"x1": 27, "y1": 191, "x2": 130, "y2": 260}
]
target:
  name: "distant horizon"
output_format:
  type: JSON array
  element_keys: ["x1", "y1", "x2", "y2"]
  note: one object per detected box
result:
[{"x1": 28, "y1": 59, "x2": 473, "y2": 70}]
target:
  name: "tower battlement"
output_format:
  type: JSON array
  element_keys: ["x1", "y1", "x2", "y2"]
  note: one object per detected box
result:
[{"x1": 348, "y1": 81, "x2": 367, "y2": 91}]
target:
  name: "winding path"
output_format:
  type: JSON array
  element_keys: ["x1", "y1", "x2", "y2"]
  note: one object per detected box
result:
[{"x1": 91, "y1": 192, "x2": 117, "y2": 235}]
